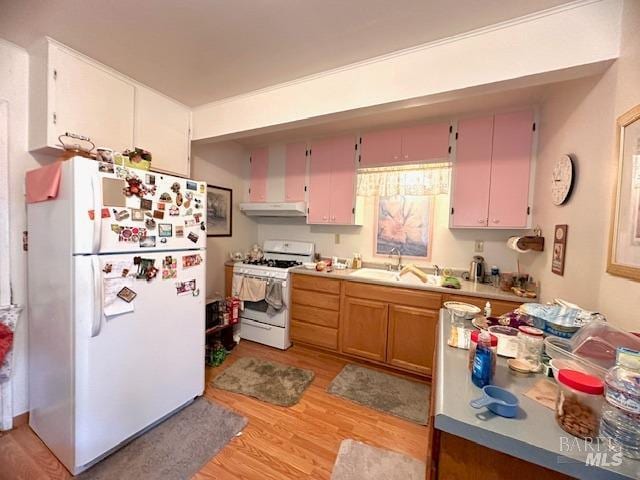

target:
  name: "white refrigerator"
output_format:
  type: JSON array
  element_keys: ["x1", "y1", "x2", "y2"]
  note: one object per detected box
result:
[{"x1": 27, "y1": 157, "x2": 206, "y2": 474}]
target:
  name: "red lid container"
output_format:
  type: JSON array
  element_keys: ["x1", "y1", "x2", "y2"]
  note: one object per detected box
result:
[{"x1": 557, "y1": 369, "x2": 604, "y2": 395}]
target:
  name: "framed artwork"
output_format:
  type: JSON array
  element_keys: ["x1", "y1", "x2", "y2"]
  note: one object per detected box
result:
[
  {"x1": 608, "y1": 104, "x2": 640, "y2": 281},
  {"x1": 206, "y1": 184, "x2": 232, "y2": 237},
  {"x1": 551, "y1": 224, "x2": 568, "y2": 276},
  {"x1": 375, "y1": 195, "x2": 433, "y2": 260}
]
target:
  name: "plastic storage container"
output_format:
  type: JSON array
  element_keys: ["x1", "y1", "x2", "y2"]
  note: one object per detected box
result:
[
  {"x1": 600, "y1": 348, "x2": 640, "y2": 459},
  {"x1": 569, "y1": 320, "x2": 640, "y2": 371},
  {"x1": 517, "y1": 326, "x2": 544, "y2": 371},
  {"x1": 555, "y1": 369, "x2": 604, "y2": 439},
  {"x1": 544, "y1": 336, "x2": 607, "y2": 379}
]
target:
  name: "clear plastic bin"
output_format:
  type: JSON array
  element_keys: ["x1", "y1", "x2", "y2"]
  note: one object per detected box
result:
[{"x1": 569, "y1": 321, "x2": 640, "y2": 370}]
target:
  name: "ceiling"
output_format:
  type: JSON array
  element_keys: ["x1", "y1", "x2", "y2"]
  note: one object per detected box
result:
[{"x1": 0, "y1": 0, "x2": 576, "y2": 106}]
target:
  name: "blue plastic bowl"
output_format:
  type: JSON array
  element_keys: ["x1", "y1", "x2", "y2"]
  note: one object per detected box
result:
[{"x1": 470, "y1": 385, "x2": 519, "y2": 418}]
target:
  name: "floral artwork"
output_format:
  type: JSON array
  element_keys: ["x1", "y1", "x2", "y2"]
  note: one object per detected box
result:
[{"x1": 375, "y1": 195, "x2": 432, "y2": 259}]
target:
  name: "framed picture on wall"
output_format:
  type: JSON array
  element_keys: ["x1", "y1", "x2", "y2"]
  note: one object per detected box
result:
[
  {"x1": 374, "y1": 195, "x2": 434, "y2": 260},
  {"x1": 552, "y1": 224, "x2": 568, "y2": 276},
  {"x1": 608, "y1": 104, "x2": 640, "y2": 281},
  {"x1": 206, "y1": 185, "x2": 232, "y2": 237}
]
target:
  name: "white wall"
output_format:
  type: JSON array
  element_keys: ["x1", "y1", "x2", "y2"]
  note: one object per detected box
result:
[
  {"x1": 190, "y1": 142, "x2": 258, "y2": 296},
  {"x1": 0, "y1": 39, "x2": 41, "y2": 416}
]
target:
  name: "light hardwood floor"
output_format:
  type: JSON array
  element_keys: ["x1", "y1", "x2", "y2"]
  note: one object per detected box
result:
[{"x1": 0, "y1": 341, "x2": 428, "y2": 480}]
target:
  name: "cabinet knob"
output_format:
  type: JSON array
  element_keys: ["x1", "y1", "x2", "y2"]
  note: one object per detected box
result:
[
  {"x1": 323, "y1": 216, "x2": 327, "y2": 221},
  {"x1": 404, "y1": 154, "x2": 409, "y2": 159},
  {"x1": 478, "y1": 219, "x2": 485, "y2": 224},
  {"x1": 492, "y1": 219, "x2": 500, "y2": 224}
]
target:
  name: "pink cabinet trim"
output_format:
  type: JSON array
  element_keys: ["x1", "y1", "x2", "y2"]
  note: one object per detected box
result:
[
  {"x1": 451, "y1": 116, "x2": 493, "y2": 228},
  {"x1": 285, "y1": 142, "x2": 307, "y2": 202},
  {"x1": 249, "y1": 147, "x2": 268, "y2": 202},
  {"x1": 487, "y1": 110, "x2": 533, "y2": 228}
]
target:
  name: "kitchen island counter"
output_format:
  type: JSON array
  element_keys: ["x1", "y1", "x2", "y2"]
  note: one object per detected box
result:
[{"x1": 430, "y1": 309, "x2": 640, "y2": 480}]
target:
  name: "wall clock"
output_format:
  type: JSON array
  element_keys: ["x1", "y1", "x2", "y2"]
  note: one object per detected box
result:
[{"x1": 551, "y1": 154, "x2": 575, "y2": 206}]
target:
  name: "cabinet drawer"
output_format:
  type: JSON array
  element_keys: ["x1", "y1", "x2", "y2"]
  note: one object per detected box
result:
[
  {"x1": 344, "y1": 281, "x2": 441, "y2": 310},
  {"x1": 291, "y1": 303, "x2": 339, "y2": 328},
  {"x1": 443, "y1": 294, "x2": 521, "y2": 316},
  {"x1": 292, "y1": 274, "x2": 341, "y2": 294},
  {"x1": 291, "y1": 320, "x2": 338, "y2": 351},
  {"x1": 292, "y1": 288, "x2": 340, "y2": 311}
]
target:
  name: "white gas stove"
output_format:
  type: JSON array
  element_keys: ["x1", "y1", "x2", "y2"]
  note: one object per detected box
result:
[{"x1": 233, "y1": 240, "x2": 314, "y2": 349}]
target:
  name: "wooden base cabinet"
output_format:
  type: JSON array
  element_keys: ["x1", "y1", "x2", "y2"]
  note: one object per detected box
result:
[
  {"x1": 387, "y1": 305, "x2": 437, "y2": 375},
  {"x1": 340, "y1": 297, "x2": 389, "y2": 362}
]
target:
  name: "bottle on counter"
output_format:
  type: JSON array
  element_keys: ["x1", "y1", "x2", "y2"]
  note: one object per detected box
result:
[
  {"x1": 600, "y1": 348, "x2": 640, "y2": 459},
  {"x1": 471, "y1": 329, "x2": 495, "y2": 388},
  {"x1": 484, "y1": 301, "x2": 492, "y2": 318},
  {"x1": 490, "y1": 266, "x2": 500, "y2": 287},
  {"x1": 352, "y1": 253, "x2": 362, "y2": 269}
]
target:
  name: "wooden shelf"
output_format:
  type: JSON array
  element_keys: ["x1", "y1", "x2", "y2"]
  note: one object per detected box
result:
[{"x1": 205, "y1": 323, "x2": 234, "y2": 335}]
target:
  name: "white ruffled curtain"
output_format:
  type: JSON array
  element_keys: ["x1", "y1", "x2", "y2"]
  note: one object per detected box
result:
[{"x1": 356, "y1": 163, "x2": 451, "y2": 197}]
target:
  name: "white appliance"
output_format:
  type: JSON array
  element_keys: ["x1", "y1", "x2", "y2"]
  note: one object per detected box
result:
[
  {"x1": 239, "y1": 201, "x2": 306, "y2": 217},
  {"x1": 234, "y1": 240, "x2": 314, "y2": 349},
  {"x1": 27, "y1": 157, "x2": 206, "y2": 474}
]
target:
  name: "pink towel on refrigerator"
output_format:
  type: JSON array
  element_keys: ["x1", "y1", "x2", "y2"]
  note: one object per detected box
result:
[{"x1": 25, "y1": 162, "x2": 63, "y2": 203}]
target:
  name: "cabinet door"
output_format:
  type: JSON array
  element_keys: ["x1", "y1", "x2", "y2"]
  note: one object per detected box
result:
[
  {"x1": 52, "y1": 45, "x2": 134, "y2": 152},
  {"x1": 285, "y1": 142, "x2": 307, "y2": 202},
  {"x1": 359, "y1": 128, "x2": 402, "y2": 167},
  {"x1": 307, "y1": 137, "x2": 339, "y2": 223},
  {"x1": 249, "y1": 147, "x2": 268, "y2": 201},
  {"x1": 401, "y1": 122, "x2": 450, "y2": 163},
  {"x1": 487, "y1": 110, "x2": 533, "y2": 228},
  {"x1": 135, "y1": 86, "x2": 191, "y2": 177},
  {"x1": 387, "y1": 305, "x2": 437, "y2": 375},
  {"x1": 341, "y1": 297, "x2": 388, "y2": 362},
  {"x1": 328, "y1": 135, "x2": 357, "y2": 224},
  {"x1": 450, "y1": 116, "x2": 493, "y2": 227}
]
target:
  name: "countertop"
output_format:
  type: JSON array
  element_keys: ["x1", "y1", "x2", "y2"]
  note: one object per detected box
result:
[
  {"x1": 290, "y1": 266, "x2": 532, "y2": 304},
  {"x1": 434, "y1": 310, "x2": 640, "y2": 480}
]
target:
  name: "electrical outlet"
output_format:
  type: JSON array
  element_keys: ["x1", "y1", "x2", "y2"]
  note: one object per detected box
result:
[
  {"x1": 474, "y1": 240, "x2": 484, "y2": 253},
  {"x1": 335, "y1": 233, "x2": 341, "y2": 244}
]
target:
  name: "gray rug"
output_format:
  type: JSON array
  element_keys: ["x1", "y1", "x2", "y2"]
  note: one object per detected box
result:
[
  {"x1": 78, "y1": 397, "x2": 247, "y2": 480},
  {"x1": 327, "y1": 364, "x2": 429, "y2": 425},
  {"x1": 331, "y1": 439, "x2": 426, "y2": 480},
  {"x1": 212, "y1": 356, "x2": 315, "y2": 407}
]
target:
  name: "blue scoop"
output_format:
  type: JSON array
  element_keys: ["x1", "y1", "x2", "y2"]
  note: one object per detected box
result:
[{"x1": 470, "y1": 386, "x2": 519, "y2": 418}]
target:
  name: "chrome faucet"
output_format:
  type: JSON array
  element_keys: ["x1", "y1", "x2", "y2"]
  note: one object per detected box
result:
[
  {"x1": 388, "y1": 247, "x2": 402, "y2": 272},
  {"x1": 433, "y1": 264, "x2": 442, "y2": 276}
]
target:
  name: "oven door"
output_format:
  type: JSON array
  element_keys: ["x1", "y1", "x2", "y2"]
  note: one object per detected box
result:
[{"x1": 236, "y1": 275, "x2": 289, "y2": 328}]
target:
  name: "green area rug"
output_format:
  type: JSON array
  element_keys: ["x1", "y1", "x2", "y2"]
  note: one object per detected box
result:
[
  {"x1": 78, "y1": 397, "x2": 246, "y2": 480},
  {"x1": 327, "y1": 364, "x2": 429, "y2": 425},
  {"x1": 212, "y1": 356, "x2": 315, "y2": 406},
  {"x1": 331, "y1": 439, "x2": 426, "y2": 480}
]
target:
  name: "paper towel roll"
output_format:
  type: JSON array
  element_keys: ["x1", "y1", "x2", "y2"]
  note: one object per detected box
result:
[{"x1": 508, "y1": 236, "x2": 528, "y2": 253}]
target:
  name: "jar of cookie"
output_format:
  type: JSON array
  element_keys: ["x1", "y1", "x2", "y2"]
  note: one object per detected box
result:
[{"x1": 556, "y1": 369, "x2": 604, "y2": 439}]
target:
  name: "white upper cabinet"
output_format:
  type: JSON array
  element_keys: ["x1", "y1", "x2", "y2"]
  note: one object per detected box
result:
[
  {"x1": 134, "y1": 87, "x2": 191, "y2": 177},
  {"x1": 29, "y1": 39, "x2": 135, "y2": 153},
  {"x1": 29, "y1": 39, "x2": 192, "y2": 177}
]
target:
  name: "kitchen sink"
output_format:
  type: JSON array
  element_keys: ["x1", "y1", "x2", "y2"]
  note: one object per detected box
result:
[{"x1": 348, "y1": 268, "x2": 442, "y2": 286}]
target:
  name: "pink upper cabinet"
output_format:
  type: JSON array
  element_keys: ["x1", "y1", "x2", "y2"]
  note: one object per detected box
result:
[
  {"x1": 307, "y1": 140, "x2": 333, "y2": 224},
  {"x1": 401, "y1": 122, "x2": 450, "y2": 163},
  {"x1": 249, "y1": 147, "x2": 268, "y2": 202},
  {"x1": 328, "y1": 136, "x2": 358, "y2": 224},
  {"x1": 451, "y1": 116, "x2": 494, "y2": 228},
  {"x1": 308, "y1": 135, "x2": 357, "y2": 224},
  {"x1": 359, "y1": 128, "x2": 402, "y2": 167},
  {"x1": 488, "y1": 110, "x2": 534, "y2": 228},
  {"x1": 284, "y1": 142, "x2": 307, "y2": 202}
]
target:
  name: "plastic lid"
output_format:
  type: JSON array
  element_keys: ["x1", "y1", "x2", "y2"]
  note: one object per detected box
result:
[
  {"x1": 471, "y1": 329, "x2": 498, "y2": 346},
  {"x1": 557, "y1": 369, "x2": 604, "y2": 395},
  {"x1": 518, "y1": 325, "x2": 544, "y2": 337},
  {"x1": 617, "y1": 347, "x2": 640, "y2": 371}
]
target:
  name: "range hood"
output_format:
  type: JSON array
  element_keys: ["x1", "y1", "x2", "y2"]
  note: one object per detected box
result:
[{"x1": 239, "y1": 201, "x2": 307, "y2": 217}]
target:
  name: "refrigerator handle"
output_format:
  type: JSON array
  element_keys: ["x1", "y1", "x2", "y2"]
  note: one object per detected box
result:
[
  {"x1": 91, "y1": 175, "x2": 102, "y2": 254},
  {"x1": 90, "y1": 256, "x2": 103, "y2": 337}
]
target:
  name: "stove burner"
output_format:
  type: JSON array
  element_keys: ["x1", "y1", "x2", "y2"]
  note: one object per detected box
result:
[{"x1": 242, "y1": 259, "x2": 302, "y2": 268}]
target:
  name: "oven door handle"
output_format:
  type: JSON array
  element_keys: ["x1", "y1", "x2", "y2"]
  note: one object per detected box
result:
[{"x1": 249, "y1": 321, "x2": 272, "y2": 330}]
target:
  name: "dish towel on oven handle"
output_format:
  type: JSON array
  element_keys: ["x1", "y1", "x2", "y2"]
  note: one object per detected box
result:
[
  {"x1": 265, "y1": 279, "x2": 284, "y2": 316},
  {"x1": 238, "y1": 276, "x2": 267, "y2": 302}
]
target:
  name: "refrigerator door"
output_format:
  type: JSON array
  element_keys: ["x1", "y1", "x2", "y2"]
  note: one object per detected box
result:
[
  {"x1": 72, "y1": 157, "x2": 207, "y2": 255},
  {"x1": 73, "y1": 250, "x2": 205, "y2": 468}
]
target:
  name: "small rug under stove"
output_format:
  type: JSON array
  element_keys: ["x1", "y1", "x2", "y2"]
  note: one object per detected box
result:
[
  {"x1": 331, "y1": 439, "x2": 426, "y2": 480},
  {"x1": 327, "y1": 364, "x2": 429, "y2": 425},
  {"x1": 78, "y1": 397, "x2": 247, "y2": 480},
  {"x1": 212, "y1": 356, "x2": 315, "y2": 406}
]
